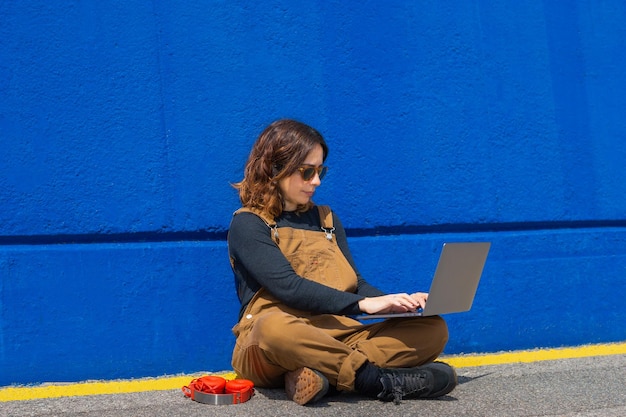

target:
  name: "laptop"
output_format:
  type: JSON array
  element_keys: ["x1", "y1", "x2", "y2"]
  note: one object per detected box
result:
[{"x1": 356, "y1": 242, "x2": 491, "y2": 320}]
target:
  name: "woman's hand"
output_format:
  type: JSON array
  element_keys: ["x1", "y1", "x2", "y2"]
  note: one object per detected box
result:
[
  {"x1": 410, "y1": 292, "x2": 428, "y2": 309},
  {"x1": 358, "y1": 292, "x2": 429, "y2": 315}
]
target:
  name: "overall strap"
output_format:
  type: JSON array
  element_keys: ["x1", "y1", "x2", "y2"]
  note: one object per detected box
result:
[{"x1": 316, "y1": 205, "x2": 335, "y2": 241}]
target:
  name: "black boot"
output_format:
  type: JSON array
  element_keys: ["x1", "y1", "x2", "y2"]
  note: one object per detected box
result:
[{"x1": 377, "y1": 362, "x2": 457, "y2": 404}]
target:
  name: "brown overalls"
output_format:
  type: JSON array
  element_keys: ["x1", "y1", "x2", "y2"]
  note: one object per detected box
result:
[{"x1": 231, "y1": 206, "x2": 448, "y2": 392}]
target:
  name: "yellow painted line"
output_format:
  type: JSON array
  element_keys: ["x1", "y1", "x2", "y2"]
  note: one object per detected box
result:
[
  {"x1": 442, "y1": 341, "x2": 626, "y2": 368},
  {"x1": 0, "y1": 372, "x2": 237, "y2": 403},
  {"x1": 2, "y1": 342, "x2": 625, "y2": 402}
]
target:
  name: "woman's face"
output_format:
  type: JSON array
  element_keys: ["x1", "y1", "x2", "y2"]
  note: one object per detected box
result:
[{"x1": 278, "y1": 144, "x2": 324, "y2": 211}]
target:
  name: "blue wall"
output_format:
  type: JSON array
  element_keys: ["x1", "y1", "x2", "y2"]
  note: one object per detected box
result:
[{"x1": 1, "y1": 1, "x2": 625, "y2": 386}]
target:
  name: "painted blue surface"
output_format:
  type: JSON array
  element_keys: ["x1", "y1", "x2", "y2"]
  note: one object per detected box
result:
[{"x1": 1, "y1": 1, "x2": 625, "y2": 385}]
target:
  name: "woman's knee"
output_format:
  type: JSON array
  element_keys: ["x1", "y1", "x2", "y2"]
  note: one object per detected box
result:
[
  {"x1": 400, "y1": 316, "x2": 449, "y2": 360},
  {"x1": 430, "y1": 315, "x2": 449, "y2": 343}
]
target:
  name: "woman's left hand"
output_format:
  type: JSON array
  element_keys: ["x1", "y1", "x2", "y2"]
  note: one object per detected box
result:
[{"x1": 410, "y1": 292, "x2": 428, "y2": 309}]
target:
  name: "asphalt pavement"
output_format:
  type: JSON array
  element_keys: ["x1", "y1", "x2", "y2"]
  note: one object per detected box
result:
[{"x1": 2, "y1": 354, "x2": 625, "y2": 417}]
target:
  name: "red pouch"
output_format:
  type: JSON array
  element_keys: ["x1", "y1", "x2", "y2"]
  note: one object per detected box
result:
[
  {"x1": 183, "y1": 376, "x2": 226, "y2": 397},
  {"x1": 225, "y1": 378, "x2": 254, "y2": 394}
]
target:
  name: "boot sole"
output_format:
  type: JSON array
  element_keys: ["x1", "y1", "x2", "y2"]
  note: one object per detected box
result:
[{"x1": 284, "y1": 367, "x2": 329, "y2": 405}]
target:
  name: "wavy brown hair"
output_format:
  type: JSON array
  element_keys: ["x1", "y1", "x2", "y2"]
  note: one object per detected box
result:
[{"x1": 233, "y1": 119, "x2": 328, "y2": 220}]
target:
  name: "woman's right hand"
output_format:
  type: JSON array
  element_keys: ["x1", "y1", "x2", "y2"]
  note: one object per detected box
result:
[{"x1": 358, "y1": 293, "x2": 420, "y2": 314}]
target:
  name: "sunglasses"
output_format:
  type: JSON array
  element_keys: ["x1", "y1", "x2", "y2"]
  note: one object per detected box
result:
[{"x1": 297, "y1": 165, "x2": 328, "y2": 181}]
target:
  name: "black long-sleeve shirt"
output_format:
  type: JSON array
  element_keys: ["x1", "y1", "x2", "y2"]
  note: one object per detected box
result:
[{"x1": 228, "y1": 207, "x2": 385, "y2": 320}]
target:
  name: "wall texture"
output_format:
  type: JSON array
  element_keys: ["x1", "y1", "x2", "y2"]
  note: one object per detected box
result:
[{"x1": 1, "y1": 1, "x2": 625, "y2": 386}]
